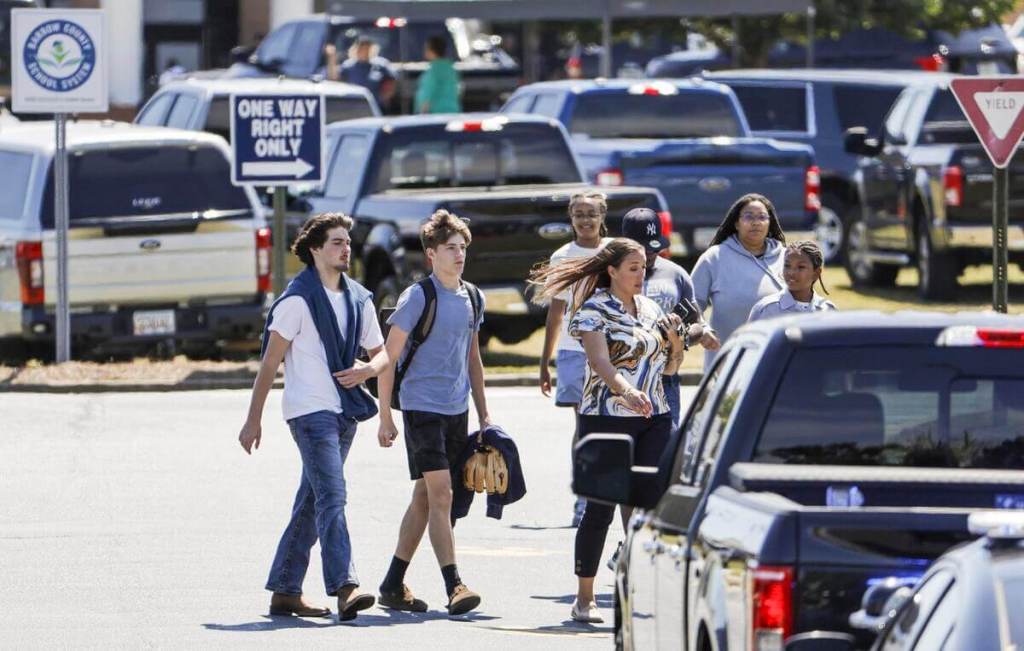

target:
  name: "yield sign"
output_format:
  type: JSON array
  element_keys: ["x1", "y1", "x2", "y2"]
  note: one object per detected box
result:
[{"x1": 950, "y1": 77, "x2": 1024, "y2": 168}]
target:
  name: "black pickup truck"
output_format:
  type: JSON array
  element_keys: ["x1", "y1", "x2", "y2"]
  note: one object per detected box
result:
[
  {"x1": 574, "y1": 311, "x2": 1024, "y2": 650},
  {"x1": 294, "y1": 113, "x2": 668, "y2": 345},
  {"x1": 843, "y1": 74, "x2": 1024, "y2": 299}
]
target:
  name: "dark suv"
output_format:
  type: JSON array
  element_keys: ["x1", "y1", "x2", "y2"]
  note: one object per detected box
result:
[{"x1": 705, "y1": 69, "x2": 912, "y2": 263}]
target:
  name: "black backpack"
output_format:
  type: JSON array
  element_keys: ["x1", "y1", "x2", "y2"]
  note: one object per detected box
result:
[{"x1": 368, "y1": 278, "x2": 482, "y2": 410}]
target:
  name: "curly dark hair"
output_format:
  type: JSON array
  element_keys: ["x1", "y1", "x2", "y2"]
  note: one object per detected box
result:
[
  {"x1": 420, "y1": 209, "x2": 472, "y2": 249},
  {"x1": 290, "y1": 213, "x2": 354, "y2": 266},
  {"x1": 709, "y1": 193, "x2": 786, "y2": 248}
]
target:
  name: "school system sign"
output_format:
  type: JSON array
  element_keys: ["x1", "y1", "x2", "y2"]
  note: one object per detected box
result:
[{"x1": 11, "y1": 8, "x2": 108, "y2": 113}]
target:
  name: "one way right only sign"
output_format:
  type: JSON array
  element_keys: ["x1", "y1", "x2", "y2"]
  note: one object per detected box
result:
[
  {"x1": 230, "y1": 93, "x2": 324, "y2": 186},
  {"x1": 950, "y1": 77, "x2": 1024, "y2": 168}
]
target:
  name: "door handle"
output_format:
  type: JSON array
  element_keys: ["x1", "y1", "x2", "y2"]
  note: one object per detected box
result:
[
  {"x1": 666, "y1": 545, "x2": 685, "y2": 562},
  {"x1": 642, "y1": 541, "x2": 665, "y2": 555}
]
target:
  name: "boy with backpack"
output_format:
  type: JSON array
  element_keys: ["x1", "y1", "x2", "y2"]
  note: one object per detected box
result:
[{"x1": 375, "y1": 210, "x2": 489, "y2": 616}]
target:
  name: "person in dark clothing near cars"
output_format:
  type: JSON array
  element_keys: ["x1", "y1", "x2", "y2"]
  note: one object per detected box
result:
[
  {"x1": 335, "y1": 35, "x2": 396, "y2": 109},
  {"x1": 375, "y1": 210, "x2": 489, "y2": 616},
  {"x1": 238, "y1": 213, "x2": 388, "y2": 622},
  {"x1": 530, "y1": 238, "x2": 685, "y2": 624}
]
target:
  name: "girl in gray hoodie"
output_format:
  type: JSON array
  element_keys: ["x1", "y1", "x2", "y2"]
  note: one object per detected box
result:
[{"x1": 691, "y1": 193, "x2": 787, "y2": 369}]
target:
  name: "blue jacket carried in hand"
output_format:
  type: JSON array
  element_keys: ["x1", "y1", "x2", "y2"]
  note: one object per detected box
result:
[{"x1": 451, "y1": 424, "x2": 526, "y2": 521}]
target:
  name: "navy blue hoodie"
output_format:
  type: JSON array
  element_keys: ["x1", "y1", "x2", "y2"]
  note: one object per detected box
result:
[{"x1": 451, "y1": 424, "x2": 526, "y2": 521}]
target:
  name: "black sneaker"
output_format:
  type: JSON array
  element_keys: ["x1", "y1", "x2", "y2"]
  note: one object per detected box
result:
[{"x1": 378, "y1": 584, "x2": 429, "y2": 612}]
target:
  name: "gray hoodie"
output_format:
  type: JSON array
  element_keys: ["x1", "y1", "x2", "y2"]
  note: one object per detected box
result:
[{"x1": 692, "y1": 235, "x2": 785, "y2": 369}]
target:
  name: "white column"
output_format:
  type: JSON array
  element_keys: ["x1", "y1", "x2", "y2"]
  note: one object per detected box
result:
[
  {"x1": 101, "y1": 0, "x2": 144, "y2": 108},
  {"x1": 270, "y1": 0, "x2": 314, "y2": 30}
]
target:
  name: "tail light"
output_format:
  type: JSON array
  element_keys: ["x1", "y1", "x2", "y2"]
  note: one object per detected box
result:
[
  {"x1": 943, "y1": 165, "x2": 963, "y2": 207},
  {"x1": 936, "y1": 326, "x2": 1024, "y2": 348},
  {"x1": 15, "y1": 241, "x2": 44, "y2": 306},
  {"x1": 752, "y1": 565, "x2": 794, "y2": 651},
  {"x1": 256, "y1": 227, "x2": 272, "y2": 293},
  {"x1": 804, "y1": 165, "x2": 821, "y2": 212},
  {"x1": 657, "y1": 210, "x2": 673, "y2": 258},
  {"x1": 446, "y1": 116, "x2": 507, "y2": 132},
  {"x1": 595, "y1": 168, "x2": 624, "y2": 186},
  {"x1": 914, "y1": 53, "x2": 946, "y2": 72}
]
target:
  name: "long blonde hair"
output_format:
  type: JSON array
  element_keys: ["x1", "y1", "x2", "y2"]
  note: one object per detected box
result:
[{"x1": 529, "y1": 238, "x2": 644, "y2": 310}]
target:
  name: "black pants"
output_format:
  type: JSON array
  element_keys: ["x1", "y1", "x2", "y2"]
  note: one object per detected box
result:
[{"x1": 574, "y1": 413, "x2": 672, "y2": 578}]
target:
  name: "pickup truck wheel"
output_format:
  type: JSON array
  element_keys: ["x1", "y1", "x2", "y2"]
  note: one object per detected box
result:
[
  {"x1": 843, "y1": 215, "x2": 898, "y2": 288},
  {"x1": 373, "y1": 276, "x2": 400, "y2": 312},
  {"x1": 916, "y1": 229, "x2": 957, "y2": 300},
  {"x1": 815, "y1": 194, "x2": 846, "y2": 264}
]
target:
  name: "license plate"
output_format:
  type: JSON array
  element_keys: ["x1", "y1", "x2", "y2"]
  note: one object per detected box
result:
[
  {"x1": 694, "y1": 227, "x2": 717, "y2": 252},
  {"x1": 133, "y1": 309, "x2": 176, "y2": 336}
]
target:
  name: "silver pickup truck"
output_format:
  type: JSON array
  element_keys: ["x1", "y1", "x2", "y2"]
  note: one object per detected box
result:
[{"x1": 0, "y1": 121, "x2": 268, "y2": 359}]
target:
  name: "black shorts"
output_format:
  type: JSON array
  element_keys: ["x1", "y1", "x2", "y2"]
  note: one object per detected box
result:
[{"x1": 402, "y1": 410, "x2": 469, "y2": 480}]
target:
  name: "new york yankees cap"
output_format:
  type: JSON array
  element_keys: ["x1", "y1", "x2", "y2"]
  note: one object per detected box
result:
[{"x1": 621, "y1": 207, "x2": 669, "y2": 253}]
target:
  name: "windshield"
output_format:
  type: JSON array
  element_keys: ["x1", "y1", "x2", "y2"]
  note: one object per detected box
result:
[
  {"x1": 369, "y1": 123, "x2": 581, "y2": 191},
  {"x1": 1003, "y1": 577, "x2": 1024, "y2": 646},
  {"x1": 41, "y1": 145, "x2": 251, "y2": 227},
  {"x1": 569, "y1": 91, "x2": 743, "y2": 139},
  {"x1": 330, "y1": 22, "x2": 456, "y2": 63},
  {"x1": 918, "y1": 89, "x2": 979, "y2": 145},
  {"x1": 754, "y1": 347, "x2": 1024, "y2": 468}
]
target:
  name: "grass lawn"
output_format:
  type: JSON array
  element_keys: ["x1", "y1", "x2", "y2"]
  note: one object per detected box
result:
[{"x1": 482, "y1": 264, "x2": 1024, "y2": 374}]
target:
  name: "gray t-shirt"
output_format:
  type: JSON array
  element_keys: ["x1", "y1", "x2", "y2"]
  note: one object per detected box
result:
[
  {"x1": 644, "y1": 256, "x2": 696, "y2": 316},
  {"x1": 388, "y1": 274, "x2": 485, "y2": 415}
]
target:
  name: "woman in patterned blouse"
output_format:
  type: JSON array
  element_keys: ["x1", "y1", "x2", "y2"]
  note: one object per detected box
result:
[{"x1": 530, "y1": 238, "x2": 685, "y2": 624}]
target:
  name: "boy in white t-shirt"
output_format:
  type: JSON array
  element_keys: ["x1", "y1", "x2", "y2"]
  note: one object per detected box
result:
[
  {"x1": 537, "y1": 191, "x2": 611, "y2": 527},
  {"x1": 239, "y1": 213, "x2": 389, "y2": 622}
]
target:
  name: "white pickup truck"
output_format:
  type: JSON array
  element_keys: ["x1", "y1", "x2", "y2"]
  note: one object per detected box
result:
[{"x1": 0, "y1": 121, "x2": 269, "y2": 359}]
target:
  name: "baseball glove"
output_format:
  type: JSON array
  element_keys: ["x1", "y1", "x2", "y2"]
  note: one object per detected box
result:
[{"x1": 462, "y1": 444, "x2": 509, "y2": 495}]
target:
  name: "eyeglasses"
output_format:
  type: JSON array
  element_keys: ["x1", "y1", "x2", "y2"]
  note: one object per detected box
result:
[{"x1": 739, "y1": 213, "x2": 770, "y2": 223}]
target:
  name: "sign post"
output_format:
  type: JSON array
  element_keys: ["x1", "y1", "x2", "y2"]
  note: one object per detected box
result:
[
  {"x1": 11, "y1": 8, "x2": 108, "y2": 362},
  {"x1": 951, "y1": 77, "x2": 1024, "y2": 314},
  {"x1": 230, "y1": 93, "x2": 324, "y2": 296}
]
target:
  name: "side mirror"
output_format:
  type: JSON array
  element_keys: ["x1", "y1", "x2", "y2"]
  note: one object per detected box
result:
[
  {"x1": 573, "y1": 434, "x2": 663, "y2": 508},
  {"x1": 784, "y1": 631, "x2": 856, "y2": 651},
  {"x1": 843, "y1": 127, "x2": 882, "y2": 156},
  {"x1": 849, "y1": 577, "x2": 917, "y2": 631}
]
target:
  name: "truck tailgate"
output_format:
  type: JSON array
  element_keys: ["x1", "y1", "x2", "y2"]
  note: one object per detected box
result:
[{"x1": 612, "y1": 138, "x2": 813, "y2": 233}]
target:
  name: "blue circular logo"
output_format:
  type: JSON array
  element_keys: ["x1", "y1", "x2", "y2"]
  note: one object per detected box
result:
[{"x1": 23, "y1": 20, "x2": 96, "y2": 92}]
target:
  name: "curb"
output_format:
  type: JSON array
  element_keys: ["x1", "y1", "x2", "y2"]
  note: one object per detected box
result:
[{"x1": 0, "y1": 371, "x2": 703, "y2": 393}]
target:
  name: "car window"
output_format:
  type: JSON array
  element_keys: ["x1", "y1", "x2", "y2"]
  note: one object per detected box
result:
[
  {"x1": 0, "y1": 150, "x2": 33, "y2": 222},
  {"x1": 331, "y1": 22, "x2": 455, "y2": 64},
  {"x1": 40, "y1": 145, "x2": 251, "y2": 227},
  {"x1": 531, "y1": 94, "x2": 562, "y2": 119},
  {"x1": 324, "y1": 97, "x2": 376, "y2": 123},
  {"x1": 289, "y1": 22, "x2": 326, "y2": 75},
  {"x1": 834, "y1": 85, "x2": 903, "y2": 135},
  {"x1": 256, "y1": 23, "x2": 297, "y2": 67},
  {"x1": 165, "y1": 94, "x2": 198, "y2": 129},
  {"x1": 729, "y1": 83, "x2": 808, "y2": 133},
  {"x1": 677, "y1": 350, "x2": 734, "y2": 484},
  {"x1": 912, "y1": 578, "x2": 960, "y2": 650},
  {"x1": 370, "y1": 124, "x2": 580, "y2": 191},
  {"x1": 918, "y1": 89, "x2": 978, "y2": 146},
  {"x1": 569, "y1": 91, "x2": 742, "y2": 138},
  {"x1": 502, "y1": 95, "x2": 534, "y2": 114},
  {"x1": 324, "y1": 135, "x2": 370, "y2": 198},
  {"x1": 880, "y1": 570, "x2": 954, "y2": 651},
  {"x1": 135, "y1": 92, "x2": 176, "y2": 126},
  {"x1": 692, "y1": 348, "x2": 760, "y2": 486},
  {"x1": 754, "y1": 347, "x2": 1024, "y2": 468}
]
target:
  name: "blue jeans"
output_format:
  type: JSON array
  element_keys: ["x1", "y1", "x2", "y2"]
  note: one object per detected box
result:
[
  {"x1": 662, "y1": 373, "x2": 682, "y2": 432},
  {"x1": 265, "y1": 410, "x2": 358, "y2": 597}
]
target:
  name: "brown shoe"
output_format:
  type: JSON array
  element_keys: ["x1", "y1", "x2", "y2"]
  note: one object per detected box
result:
[
  {"x1": 446, "y1": 584, "x2": 481, "y2": 616},
  {"x1": 379, "y1": 584, "x2": 429, "y2": 612},
  {"x1": 338, "y1": 591, "x2": 376, "y2": 622},
  {"x1": 269, "y1": 593, "x2": 331, "y2": 618}
]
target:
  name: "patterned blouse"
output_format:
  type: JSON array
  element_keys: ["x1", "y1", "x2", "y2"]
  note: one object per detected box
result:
[{"x1": 569, "y1": 289, "x2": 671, "y2": 417}]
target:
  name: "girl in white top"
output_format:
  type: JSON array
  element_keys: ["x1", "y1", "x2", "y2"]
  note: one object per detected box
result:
[{"x1": 749, "y1": 240, "x2": 837, "y2": 322}]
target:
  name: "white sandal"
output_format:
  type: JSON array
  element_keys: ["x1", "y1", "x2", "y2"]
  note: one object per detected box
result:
[{"x1": 571, "y1": 600, "x2": 604, "y2": 624}]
